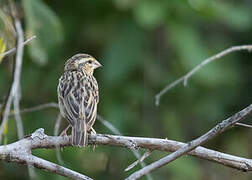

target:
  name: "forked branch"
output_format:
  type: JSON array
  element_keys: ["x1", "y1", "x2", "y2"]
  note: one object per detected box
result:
[{"x1": 126, "y1": 104, "x2": 252, "y2": 180}]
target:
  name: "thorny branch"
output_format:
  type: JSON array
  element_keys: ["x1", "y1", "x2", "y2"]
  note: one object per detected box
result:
[
  {"x1": 155, "y1": 45, "x2": 252, "y2": 106},
  {"x1": 126, "y1": 104, "x2": 252, "y2": 180}
]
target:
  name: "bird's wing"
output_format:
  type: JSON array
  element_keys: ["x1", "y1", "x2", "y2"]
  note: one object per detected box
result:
[
  {"x1": 81, "y1": 76, "x2": 99, "y2": 128},
  {"x1": 58, "y1": 72, "x2": 83, "y2": 126},
  {"x1": 58, "y1": 72, "x2": 98, "y2": 128}
]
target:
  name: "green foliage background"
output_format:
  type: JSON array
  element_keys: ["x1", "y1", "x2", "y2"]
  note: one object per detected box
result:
[{"x1": 0, "y1": 0, "x2": 252, "y2": 179}]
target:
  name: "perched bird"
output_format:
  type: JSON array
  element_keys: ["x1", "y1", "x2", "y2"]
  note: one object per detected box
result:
[{"x1": 57, "y1": 54, "x2": 101, "y2": 146}]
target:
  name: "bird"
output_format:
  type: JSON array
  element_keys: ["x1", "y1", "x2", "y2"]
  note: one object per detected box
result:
[{"x1": 57, "y1": 53, "x2": 102, "y2": 147}]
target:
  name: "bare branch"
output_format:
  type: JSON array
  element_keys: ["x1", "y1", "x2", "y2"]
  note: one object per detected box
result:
[
  {"x1": 1, "y1": 126, "x2": 252, "y2": 180},
  {"x1": 126, "y1": 104, "x2": 252, "y2": 180},
  {"x1": 3, "y1": 103, "x2": 251, "y2": 178},
  {"x1": 29, "y1": 155, "x2": 91, "y2": 180},
  {"x1": 0, "y1": 128, "x2": 92, "y2": 180},
  {"x1": 10, "y1": 0, "x2": 24, "y2": 139},
  {"x1": 7, "y1": 0, "x2": 36, "y2": 177},
  {"x1": 155, "y1": 45, "x2": 252, "y2": 106}
]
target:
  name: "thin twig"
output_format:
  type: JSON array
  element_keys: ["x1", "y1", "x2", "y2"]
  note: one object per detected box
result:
[
  {"x1": 155, "y1": 77, "x2": 184, "y2": 106},
  {"x1": 155, "y1": 45, "x2": 252, "y2": 106},
  {"x1": 5, "y1": 102, "x2": 59, "y2": 117},
  {"x1": 54, "y1": 113, "x2": 62, "y2": 136},
  {"x1": 126, "y1": 104, "x2": 252, "y2": 180},
  {"x1": 0, "y1": 35, "x2": 36, "y2": 59},
  {"x1": 0, "y1": 87, "x2": 15, "y2": 142},
  {"x1": 19, "y1": 102, "x2": 59, "y2": 114},
  {"x1": 54, "y1": 113, "x2": 64, "y2": 165},
  {"x1": 125, "y1": 150, "x2": 152, "y2": 172},
  {"x1": 0, "y1": 35, "x2": 36, "y2": 142},
  {"x1": 235, "y1": 122, "x2": 252, "y2": 129},
  {"x1": 97, "y1": 115, "x2": 121, "y2": 135},
  {"x1": 97, "y1": 115, "x2": 153, "y2": 180}
]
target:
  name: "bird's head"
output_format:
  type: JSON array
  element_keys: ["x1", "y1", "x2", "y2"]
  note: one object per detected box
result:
[{"x1": 64, "y1": 54, "x2": 102, "y2": 75}]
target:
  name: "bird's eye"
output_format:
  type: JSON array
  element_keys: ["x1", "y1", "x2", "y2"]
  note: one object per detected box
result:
[{"x1": 87, "y1": 60, "x2": 92, "y2": 64}]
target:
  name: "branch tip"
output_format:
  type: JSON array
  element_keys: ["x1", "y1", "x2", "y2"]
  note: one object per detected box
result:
[{"x1": 155, "y1": 45, "x2": 252, "y2": 105}]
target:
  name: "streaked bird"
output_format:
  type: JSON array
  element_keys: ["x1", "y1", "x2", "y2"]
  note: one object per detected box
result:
[{"x1": 57, "y1": 54, "x2": 101, "y2": 146}]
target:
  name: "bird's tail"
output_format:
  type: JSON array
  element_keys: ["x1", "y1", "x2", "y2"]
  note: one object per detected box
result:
[{"x1": 72, "y1": 119, "x2": 88, "y2": 147}]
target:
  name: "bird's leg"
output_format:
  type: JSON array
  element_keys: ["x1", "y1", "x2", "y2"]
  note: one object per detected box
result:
[
  {"x1": 90, "y1": 127, "x2": 96, "y2": 135},
  {"x1": 90, "y1": 127, "x2": 97, "y2": 150},
  {"x1": 60, "y1": 125, "x2": 71, "y2": 136}
]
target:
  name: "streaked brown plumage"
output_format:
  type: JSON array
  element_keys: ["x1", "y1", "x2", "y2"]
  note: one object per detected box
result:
[{"x1": 57, "y1": 54, "x2": 101, "y2": 146}]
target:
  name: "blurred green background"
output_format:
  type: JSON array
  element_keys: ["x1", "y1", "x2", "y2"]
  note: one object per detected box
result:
[{"x1": 0, "y1": 0, "x2": 252, "y2": 179}]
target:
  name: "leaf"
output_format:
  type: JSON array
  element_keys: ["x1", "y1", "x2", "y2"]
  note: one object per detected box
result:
[
  {"x1": 3, "y1": 122, "x2": 8, "y2": 135},
  {"x1": 0, "y1": 10, "x2": 16, "y2": 50},
  {"x1": 0, "y1": 37, "x2": 6, "y2": 63},
  {"x1": 3, "y1": 123, "x2": 8, "y2": 145},
  {"x1": 23, "y1": 0, "x2": 63, "y2": 65}
]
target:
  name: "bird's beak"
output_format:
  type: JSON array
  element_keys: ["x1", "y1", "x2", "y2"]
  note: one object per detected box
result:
[{"x1": 94, "y1": 60, "x2": 102, "y2": 69}]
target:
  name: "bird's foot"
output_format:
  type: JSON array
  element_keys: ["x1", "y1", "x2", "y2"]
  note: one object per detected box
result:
[
  {"x1": 90, "y1": 127, "x2": 97, "y2": 150},
  {"x1": 90, "y1": 127, "x2": 96, "y2": 135},
  {"x1": 60, "y1": 125, "x2": 71, "y2": 136}
]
